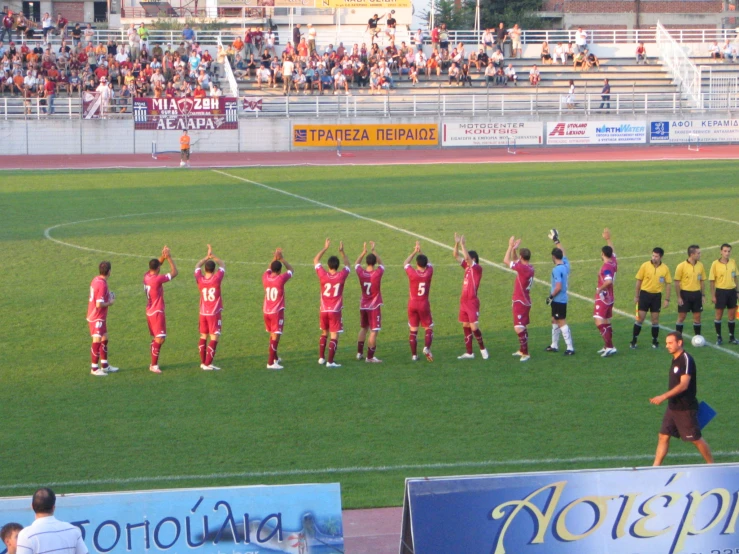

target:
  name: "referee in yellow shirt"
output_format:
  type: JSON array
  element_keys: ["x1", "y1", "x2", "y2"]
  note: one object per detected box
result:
[
  {"x1": 632, "y1": 247, "x2": 672, "y2": 349},
  {"x1": 709, "y1": 243, "x2": 739, "y2": 345},
  {"x1": 674, "y1": 244, "x2": 706, "y2": 337}
]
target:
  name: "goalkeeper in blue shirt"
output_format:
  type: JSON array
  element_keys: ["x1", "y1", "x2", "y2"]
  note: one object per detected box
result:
[{"x1": 546, "y1": 228, "x2": 575, "y2": 355}]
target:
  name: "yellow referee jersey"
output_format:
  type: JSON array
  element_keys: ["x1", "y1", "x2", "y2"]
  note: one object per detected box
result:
[
  {"x1": 674, "y1": 260, "x2": 706, "y2": 292},
  {"x1": 636, "y1": 261, "x2": 672, "y2": 293},
  {"x1": 709, "y1": 258, "x2": 738, "y2": 290}
]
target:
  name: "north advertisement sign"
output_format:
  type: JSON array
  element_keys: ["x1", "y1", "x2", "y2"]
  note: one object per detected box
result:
[
  {"x1": 546, "y1": 120, "x2": 647, "y2": 145},
  {"x1": 0, "y1": 484, "x2": 343, "y2": 554},
  {"x1": 442, "y1": 121, "x2": 543, "y2": 146},
  {"x1": 400, "y1": 463, "x2": 739, "y2": 554},
  {"x1": 292, "y1": 123, "x2": 438, "y2": 147},
  {"x1": 650, "y1": 118, "x2": 739, "y2": 143}
]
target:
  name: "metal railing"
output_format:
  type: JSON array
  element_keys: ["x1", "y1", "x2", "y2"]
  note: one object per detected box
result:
[
  {"x1": 656, "y1": 22, "x2": 703, "y2": 107},
  {"x1": 216, "y1": 38, "x2": 239, "y2": 96}
]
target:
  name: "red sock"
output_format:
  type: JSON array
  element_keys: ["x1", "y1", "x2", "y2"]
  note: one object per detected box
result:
[
  {"x1": 605, "y1": 325, "x2": 614, "y2": 348},
  {"x1": 425, "y1": 328, "x2": 433, "y2": 349},
  {"x1": 517, "y1": 330, "x2": 528, "y2": 355},
  {"x1": 473, "y1": 329, "x2": 485, "y2": 350},
  {"x1": 269, "y1": 336, "x2": 280, "y2": 364},
  {"x1": 100, "y1": 339, "x2": 109, "y2": 368},
  {"x1": 198, "y1": 338, "x2": 207, "y2": 364},
  {"x1": 597, "y1": 324, "x2": 607, "y2": 346},
  {"x1": 91, "y1": 342, "x2": 101, "y2": 367},
  {"x1": 367, "y1": 346, "x2": 376, "y2": 359},
  {"x1": 409, "y1": 331, "x2": 418, "y2": 356},
  {"x1": 151, "y1": 341, "x2": 161, "y2": 366},
  {"x1": 205, "y1": 340, "x2": 218, "y2": 366},
  {"x1": 357, "y1": 340, "x2": 365, "y2": 356},
  {"x1": 463, "y1": 326, "x2": 473, "y2": 354},
  {"x1": 319, "y1": 335, "x2": 327, "y2": 359},
  {"x1": 328, "y1": 338, "x2": 338, "y2": 363}
]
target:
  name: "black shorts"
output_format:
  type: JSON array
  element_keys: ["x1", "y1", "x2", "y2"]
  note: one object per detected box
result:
[
  {"x1": 638, "y1": 290, "x2": 661, "y2": 313},
  {"x1": 660, "y1": 408, "x2": 701, "y2": 442},
  {"x1": 715, "y1": 288, "x2": 738, "y2": 310},
  {"x1": 678, "y1": 290, "x2": 703, "y2": 313},
  {"x1": 551, "y1": 301, "x2": 567, "y2": 320}
]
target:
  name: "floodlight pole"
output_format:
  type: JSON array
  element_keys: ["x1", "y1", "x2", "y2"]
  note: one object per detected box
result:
[
  {"x1": 430, "y1": 0, "x2": 435, "y2": 31},
  {"x1": 474, "y1": 0, "x2": 481, "y2": 46}
]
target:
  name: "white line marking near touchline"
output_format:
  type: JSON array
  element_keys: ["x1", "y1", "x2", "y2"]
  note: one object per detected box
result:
[{"x1": 213, "y1": 170, "x2": 739, "y2": 360}]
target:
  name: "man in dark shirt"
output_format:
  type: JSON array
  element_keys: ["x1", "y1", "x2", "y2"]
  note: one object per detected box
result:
[
  {"x1": 366, "y1": 13, "x2": 385, "y2": 44},
  {"x1": 599, "y1": 78, "x2": 610, "y2": 111},
  {"x1": 650, "y1": 331, "x2": 713, "y2": 465},
  {"x1": 292, "y1": 23, "x2": 301, "y2": 48}
]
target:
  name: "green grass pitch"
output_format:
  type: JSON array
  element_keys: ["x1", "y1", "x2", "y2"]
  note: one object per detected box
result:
[{"x1": 1, "y1": 160, "x2": 738, "y2": 508}]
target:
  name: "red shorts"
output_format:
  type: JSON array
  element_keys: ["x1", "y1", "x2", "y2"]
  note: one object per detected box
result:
[
  {"x1": 88, "y1": 319, "x2": 107, "y2": 337},
  {"x1": 320, "y1": 311, "x2": 343, "y2": 333},
  {"x1": 512, "y1": 302, "x2": 531, "y2": 327},
  {"x1": 459, "y1": 299, "x2": 480, "y2": 324},
  {"x1": 264, "y1": 311, "x2": 285, "y2": 334},
  {"x1": 199, "y1": 314, "x2": 222, "y2": 335},
  {"x1": 360, "y1": 308, "x2": 382, "y2": 331},
  {"x1": 147, "y1": 312, "x2": 167, "y2": 338},
  {"x1": 594, "y1": 300, "x2": 613, "y2": 320},
  {"x1": 408, "y1": 304, "x2": 433, "y2": 328}
]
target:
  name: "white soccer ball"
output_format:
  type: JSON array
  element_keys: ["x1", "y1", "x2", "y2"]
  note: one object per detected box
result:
[
  {"x1": 180, "y1": 161, "x2": 186, "y2": 167},
  {"x1": 691, "y1": 335, "x2": 706, "y2": 347}
]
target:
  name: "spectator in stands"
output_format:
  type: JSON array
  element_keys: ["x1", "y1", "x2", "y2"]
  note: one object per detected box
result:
[
  {"x1": 510, "y1": 23, "x2": 522, "y2": 59},
  {"x1": 482, "y1": 28, "x2": 494, "y2": 55},
  {"x1": 426, "y1": 52, "x2": 441, "y2": 78},
  {"x1": 504, "y1": 63, "x2": 517, "y2": 85},
  {"x1": 15, "y1": 13, "x2": 28, "y2": 42},
  {"x1": 709, "y1": 41, "x2": 721, "y2": 61},
  {"x1": 56, "y1": 14, "x2": 68, "y2": 38},
  {"x1": 567, "y1": 42, "x2": 575, "y2": 61},
  {"x1": 484, "y1": 59, "x2": 496, "y2": 86},
  {"x1": 182, "y1": 23, "x2": 194, "y2": 44},
  {"x1": 409, "y1": 62, "x2": 418, "y2": 85},
  {"x1": 573, "y1": 49, "x2": 585, "y2": 70},
  {"x1": 723, "y1": 41, "x2": 736, "y2": 62},
  {"x1": 475, "y1": 48, "x2": 488, "y2": 72},
  {"x1": 137, "y1": 22, "x2": 149, "y2": 50},
  {"x1": 42, "y1": 75, "x2": 55, "y2": 114},
  {"x1": 584, "y1": 49, "x2": 600, "y2": 70},
  {"x1": 265, "y1": 29, "x2": 276, "y2": 55},
  {"x1": 448, "y1": 61, "x2": 460, "y2": 85},
  {"x1": 452, "y1": 42, "x2": 465, "y2": 65},
  {"x1": 541, "y1": 41, "x2": 552, "y2": 64},
  {"x1": 84, "y1": 23, "x2": 95, "y2": 45},
  {"x1": 292, "y1": 23, "x2": 301, "y2": 49},
  {"x1": 41, "y1": 13, "x2": 53, "y2": 43},
  {"x1": 566, "y1": 79, "x2": 575, "y2": 109},
  {"x1": 575, "y1": 27, "x2": 587, "y2": 53},
  {"x1": 491, "y1": 47, "x2": 504, "y2": 69},
  {"x1": 71, "y1": 23, "x2": 82, "y2": 47},
  {"x1": 554, "y1": 42, "x2": 565, "y2": 64},
  {"x1": 256, "y1": 64, "x2": 270, "y2": 88},
  {"x1": 430, "y1": 25, "x2": 439, "y2": 51},
  {"x1": 460, "y1": 62, "x2": 472, "y2": 86},
  {"x1": 496, "y1": 22, "x2": 508, "y2": 56},
  {"x1": 96, "y1": 76, "x2": 112, "y2": 116},
  {"x1": 414, "y1": 29, "x2": 424, "y2": 52},
  {"x1": 636, "y1": 42, "x2": 648, "y2": 64},
  {"x1": 599, "y1": 78, "x2": 611, "y2": 111},
  {"x1": 529, "y1": 64, "x2": 540, "y2": 85},
  {"x1": 128, "y1": 24, "x2": 141, "y2": 60},
  {"x1": 1, "y1": 522, "x2": 22, "y2": 554},
  {"x1": 282, "y1": 54, "x2": 294, "y2": 95},
  {"x1": 307, "y1": 23, "x2": 317, "y2": 56},
  {"x1": 439, "y1": 24, "x2": 449, "y2": 54}
]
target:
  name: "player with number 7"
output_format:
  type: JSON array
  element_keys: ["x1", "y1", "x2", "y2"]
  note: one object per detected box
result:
[
  {"x1": 404, "y1": 241, "x2": 435, "y2": 362},
  {"x1": 355, "y1": 241, "x2": 385, "y2": 364},
  {"x1": 195, "y1": 244, "x2": 226, "y2": 371},
  {"x1": 314, "y1": 238, "x2": 351, "y2": 368}
]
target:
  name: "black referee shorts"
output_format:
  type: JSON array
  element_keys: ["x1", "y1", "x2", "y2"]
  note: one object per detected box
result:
[
  {"x1": 638, "y1": 291, "x2": 661, "y2": 313},
  {"x1": 715, "y1": 288, "x2": 738, "y2": 310},
  {"x1": 551, "y1": 301, "x2": 567, "y2": 320},
  {"x1": 678, "y1": 290, "x2": 703, "y2": 314}
]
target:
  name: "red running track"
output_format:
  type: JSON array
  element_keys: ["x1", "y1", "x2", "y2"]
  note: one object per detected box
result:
[{"x1": 0, "y1": 144, "x2": 736, "y2": 170}]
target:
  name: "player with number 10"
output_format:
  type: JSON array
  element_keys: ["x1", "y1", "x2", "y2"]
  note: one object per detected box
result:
[
  {"x1": 195, "y1": 244, "x2": 225, "y2": 371},
  {"x1": 314, "y1": 238, "x2": 351, "y2": 368},
  {"x1": 262, "y1": 248, "x2": 293, "y2": 370}
]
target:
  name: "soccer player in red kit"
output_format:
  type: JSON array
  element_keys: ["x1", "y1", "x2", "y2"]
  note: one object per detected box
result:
[
  {"x1": 87, "y1": 261, "x2": 118, "y2": 376},
  {"x1": 595, "y1": 228, "x2": 618, "y2": 357},
  {"x1": 314, "y1": 238, "x2": 351, "y2": 368},
  {"x1": 195, "y1": 244, "x2": 225, "y2": 371},
  {"x1": 355, "y1": 241, "x2": 384, "y2": 363},
  {"x1": 263, "y1": 248, "x2": 293, "y2": 370},
  {"x1": 143, "y1": 245, "x2": 178, "y2": 374},
  {"x1": 404, "y1": 241, "x2": 434, "y2": 361},
  {"x1": 504, "y1": 236, "x2": 535, "y2": 362},
  {"x1": 454, "y1": 234, "x2": 488, "y2": 360}
]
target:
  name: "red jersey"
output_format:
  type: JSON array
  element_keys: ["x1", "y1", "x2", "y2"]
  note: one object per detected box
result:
[
  {"x1": 355, "y1": 264, "x2": 384, "y2": 310},
  {"x1": 510, "y1": 260, "x2": 535, "y2": 306},
  {"x1": 597, "y1": 254, "x2": 618, "y2": 305},
  {"x1": 316, "y1": 264, "x2": 350, "y2": 312},
  {"x1": 87, "y1": 276, "x2": 110, "y2": 322},
  {"x1": 460, "y1": 261, "x2": 482, "y2": 301},
  {"x1": 143, "y1": 271, "x2": 172, "y2": 316},
  {"x1": 263, "y1": 269, "x2": 292, "y2": 313},
  {"x1": 195, "y1": 267, "x2": 225, "y2": 315},
  {"x1": 405, "y1": 264, "x2": 434, "y2": 307}
]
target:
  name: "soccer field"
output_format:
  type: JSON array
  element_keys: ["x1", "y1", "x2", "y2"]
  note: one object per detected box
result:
[{"x1": 2, "y1": 160, "x2": 739, "y2": 509}]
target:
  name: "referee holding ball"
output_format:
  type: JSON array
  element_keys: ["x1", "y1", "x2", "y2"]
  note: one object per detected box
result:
[
  {"x1": 631, "y1": 247, "x2": 672, "y2": 349},
  {"x1": 674, "y1": 244, "x2": 706, "y2": 337}
]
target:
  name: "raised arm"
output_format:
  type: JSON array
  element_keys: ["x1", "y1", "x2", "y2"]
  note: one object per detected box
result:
[
  {"x1": 459, "y1": 235, "x2": 473, "y2": 265},
  {"x1": 355, "y1": 242, "x2": 368, "y2": 267},
  {"x1": 370, "y1": 241, "x2": 382, "y2": 266},
  {"x1": 275, "y1": 248, "x2": 293, "y2": 273},
  {"x1": 338, "y1": 240, "x2": 350, "y2": 268},
  {"x1": 314, "y1": 237, "x2": 330, "y2": 266},
  {"x1": 195, "y1": 244, "x2": 212, "y2": 271},
  {"x1": 603, "y1": 227, "x2": 614, "y2": 254},
  {"x1": 453, "y1": 233, "x2": 463, "y2": 263},
  {"x1": 504, "y1": 236, "x2": 520, "y2": 265},
  {"x1": 404, "y1": 241, "x2": 421, "y2": 266},
  {"x1": 163, "y1": 245, "x2": 178, "y2": 279}
]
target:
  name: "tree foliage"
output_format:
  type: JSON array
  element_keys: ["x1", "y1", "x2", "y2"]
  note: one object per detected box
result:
[{"x1": 422, "y1": 0, "x2": 550, "y2": 30}]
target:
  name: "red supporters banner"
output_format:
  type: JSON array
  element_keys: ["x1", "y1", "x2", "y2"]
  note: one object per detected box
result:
[
  {"x1": 133, "y1": 97, "x2": 239, "y2": 130},
  {"x1": 82, "y1": 92, "x2": 103, "y2": 119}
]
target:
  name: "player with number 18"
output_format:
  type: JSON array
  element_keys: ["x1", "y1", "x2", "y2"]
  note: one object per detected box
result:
[{"x1": 195, "y1": 244, "x2": 225, "y2": 371}]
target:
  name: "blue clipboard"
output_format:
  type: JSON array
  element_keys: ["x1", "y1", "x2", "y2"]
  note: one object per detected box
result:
[{"x1": 697, "y1": 401, "x2": 717, "y2": 430}]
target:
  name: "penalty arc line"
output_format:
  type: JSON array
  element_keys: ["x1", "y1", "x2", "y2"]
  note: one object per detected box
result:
[
  {"x1": 212, "y1": 169, "x2": 739, "y2": 360},
  {"x1": 2, "y1": 450, "x2": 739, "y2": 491}
]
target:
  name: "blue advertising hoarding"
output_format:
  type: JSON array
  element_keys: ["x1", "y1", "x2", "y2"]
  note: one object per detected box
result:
[
  {"x1": 401, "y1": 463, "x2": 739, "y2": 554},
  {"x1": 0, "y1": 483, "x2": 343, "y2": 554}
]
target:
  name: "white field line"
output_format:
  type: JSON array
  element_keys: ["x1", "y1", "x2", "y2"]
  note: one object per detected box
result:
[
  {"x1": 2, "y1": 450, "x2": 739, "y2": 491},
  {"x1": 214, "y1": 170, "x2": 739, "y2": 360}
]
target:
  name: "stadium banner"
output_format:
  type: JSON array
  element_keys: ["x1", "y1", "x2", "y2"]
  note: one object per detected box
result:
[
  {"x1": 0, "y1": 484, "x2": 343, "y2": 554},
  {"x1": 318, "y1": 0, "x2": 412, "y2": 8},
  {"x1": 82, "y1": 91, "x2": 103, "y2": 119},
  {"x1": 220, "y1": 0, "x2": 316, "y2": 7},
  {"x1": 242, "y1": 97, "x2": 263, "y2": 112},
  {"x1": 441, "y1": 121, "x2": 543, "y2": 146},
  {"x1": 650, "y1": 118, "x2": 739, "y2": 143},
  {"x1": 133, "y1": 97, "x2": 239, "y2": 131},
  {"x1": 400, "y1": 463, "x2": 739, "y2": 554},
  {"x1": 292, "y1": 123, "x2": 438, "y2": 147},
  {"x1": 546, "y1": 120, "x2": 647, "y2": 145}
]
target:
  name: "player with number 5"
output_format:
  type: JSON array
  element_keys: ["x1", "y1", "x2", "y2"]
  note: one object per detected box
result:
[
  {"x1": 355, "y1": 241, "x2": 385, "y2": 363},
  {"x1": 262, "y1": 248, "x2": 293, "y2": 370},
  {"x1": 404, "y1": 241, "x2": 434, "y2": 362},
  {"x1": 504, "y1": 236, "x2": 535, "y2": 362},
  {"x1": 195, "y1": 244, "x2": 225, "y2": 371},
  {"x1": 314, "y1": 238, "x2": 351, "y2": 368}
]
